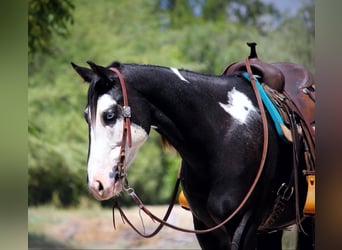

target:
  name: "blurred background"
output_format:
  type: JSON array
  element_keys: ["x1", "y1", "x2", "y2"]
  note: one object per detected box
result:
[{"x1": 28, "y1": 0, "x2": 314, "y2": 249}]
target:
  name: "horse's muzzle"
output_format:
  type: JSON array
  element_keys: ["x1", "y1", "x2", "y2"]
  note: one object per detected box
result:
[{"x1": 88, "y1": 177, "x2": 122, "y2": 200}]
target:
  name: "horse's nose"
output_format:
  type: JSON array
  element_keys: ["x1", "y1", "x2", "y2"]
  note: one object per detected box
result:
[
  {"x1": 89, "y1": 179, "x2": 107, "y2": 200},
  {"x1": 88, "y1": 175, "x2": 122, "y2": 200},
  {"x1": 95, "y1": 180, "x2": 104, "y2": 195}
]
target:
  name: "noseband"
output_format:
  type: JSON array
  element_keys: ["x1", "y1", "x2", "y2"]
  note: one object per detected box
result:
[{"x1": 107, "y1": 60, "x2": 270, "y2": 237}]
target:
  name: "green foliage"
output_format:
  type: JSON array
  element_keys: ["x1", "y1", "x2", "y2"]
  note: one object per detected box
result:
[
  {"x1": 28, "y1": 0, "x2": 314, "y2": 207},
  {"x1": 28, "y1": 0, "x2": 75, "y2": 57},
  {"x1": 157, "y1": 0, "x2": 280, "y2": 29},
  {"x1": 256, "y1": 2, "x2": 315, "y2": 73},
  {"x1": 125, "y1": 131, "x2": 181, "y2": 204},
  {"x1": 28, "y1": 134, "x2": 86, "y2": 207}
]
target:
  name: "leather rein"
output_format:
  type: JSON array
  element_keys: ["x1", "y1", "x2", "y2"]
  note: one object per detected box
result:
[{"x1": 108, "y1": 58, "x2": 269, "y2": 236}]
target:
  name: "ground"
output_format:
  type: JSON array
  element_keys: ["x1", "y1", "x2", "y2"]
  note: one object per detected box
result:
[
  {"x1": 28, "y1": 205, "x2": 297, "y2": 249},
  {"x1": 28, "y1": 205, "x2": 200, "y2": 249}
]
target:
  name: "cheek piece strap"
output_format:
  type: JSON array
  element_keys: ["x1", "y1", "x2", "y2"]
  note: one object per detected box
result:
[{"x1": 109, "y1": 67, "x2": 132, "y2": 182}]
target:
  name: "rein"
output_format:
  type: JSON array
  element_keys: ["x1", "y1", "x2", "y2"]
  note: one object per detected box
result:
[{"x1": 109, "y1": 59, "x2": 270, "y2": 235}]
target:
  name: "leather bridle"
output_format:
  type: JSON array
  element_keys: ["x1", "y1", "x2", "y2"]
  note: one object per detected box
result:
[
  {"x1": 109, "y1": 67, "x2": 132, "y2": 186},
  {"x1": 108, "y1": 59, "x2": 270, "y2": 236}
]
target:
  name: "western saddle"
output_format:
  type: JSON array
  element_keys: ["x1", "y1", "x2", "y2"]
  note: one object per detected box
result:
[{"x1": 222, "y1": 42, "x2": 315, "y2": 135}]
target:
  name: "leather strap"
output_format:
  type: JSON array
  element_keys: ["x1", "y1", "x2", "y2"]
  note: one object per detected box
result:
[
  {"x1": 112, "y1": 178, "x2": 181, "y2": 237},
  {"x1": 109, "y1": 67, "x2": 132, "y2": 181}
]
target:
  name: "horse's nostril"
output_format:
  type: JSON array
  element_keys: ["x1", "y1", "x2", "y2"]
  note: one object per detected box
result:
[{"x1": 96, "y1": 180, "x2": 104, "y2": 196}]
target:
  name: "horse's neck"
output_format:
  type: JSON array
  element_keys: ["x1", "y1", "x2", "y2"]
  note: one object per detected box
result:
[
  {"x1": 126, "y1": 64, "x2": 222, "y2": 122},
  {"x1": 128, "y1": 65, "x2": 197, "y2": 103},
  {"x1": 126, "y1": 64, "x2": 227, "y2": 109},
  {"x1": 125, "y1": 64, "x2": 229, "y2": 159}
]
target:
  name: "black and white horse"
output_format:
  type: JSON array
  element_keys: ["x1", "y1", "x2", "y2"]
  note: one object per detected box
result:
[{"x1": 72, "y1": 61, "x2": 313, "y2": 250}]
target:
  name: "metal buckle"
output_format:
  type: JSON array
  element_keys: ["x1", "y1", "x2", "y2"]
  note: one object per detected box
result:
[
  {"x1": 122, "y1": 106, "x2": 131, "y2": 118},
  {"x1": 277, "y1": 183, "x2": 294, "y2": 201},
  {"x1": 122, "y1": 178, "x2": 135, "y2": 195}
]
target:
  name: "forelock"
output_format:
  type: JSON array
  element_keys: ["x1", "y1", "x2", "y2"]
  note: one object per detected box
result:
[
  {"x1": 87, "y1": 77, "x2": 122, "y2": 124},
  {"x1": 87, "y1": 78, "x2": 111, "y2": 123}
]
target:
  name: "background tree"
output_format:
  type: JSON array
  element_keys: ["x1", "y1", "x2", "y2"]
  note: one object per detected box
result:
[
  {"x1": 28, "y1": 0, "x2": 74, "y2": 57},
  {"x1": 157, "y1": 0, "x2": 280, "y2": 29}
]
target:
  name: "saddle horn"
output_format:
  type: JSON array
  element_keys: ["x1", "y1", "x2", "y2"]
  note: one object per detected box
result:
[
  {"x1": 222, "y1": 42, "x2": 285, "y2": 92},
  {"x1": 247, "y1": 42, "x2": 258, "y2": 59}
]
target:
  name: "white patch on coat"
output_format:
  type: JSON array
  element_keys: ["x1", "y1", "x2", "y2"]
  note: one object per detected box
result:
[
  {"x1": 87, "y1": 93, "x2": 148, "y2": 200},
  {"x1": 219, "y1": 87, "x2": 258, "y2": 124},
  {"x1": 170, "y1": 67, "x2": 190, "y2": 83}
]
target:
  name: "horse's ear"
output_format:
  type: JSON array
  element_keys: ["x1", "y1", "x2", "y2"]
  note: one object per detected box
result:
[
  {"x1": 108, "y1": 61, "x2": 122, "y2": 69},
  {"x1": 87, "y1": 61, "x2": 117, "y2": 82},
  {"x1": 71, "y1": 62, "x2": 96, "y2": 83}
]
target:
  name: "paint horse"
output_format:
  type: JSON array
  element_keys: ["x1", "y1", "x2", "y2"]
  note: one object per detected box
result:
[{"x1": 71, "y1": 48, "x2": 314, "y2": 249}]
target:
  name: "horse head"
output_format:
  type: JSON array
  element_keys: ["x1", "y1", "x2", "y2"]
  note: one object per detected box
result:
[{"x1": 71, "y1": 61, "x2": 149, "y2": 200}]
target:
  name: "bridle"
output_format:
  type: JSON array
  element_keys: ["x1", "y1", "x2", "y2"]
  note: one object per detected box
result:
[
  {"x1": 107, "y1": 59, "x2": 269, "y2": 236},
  {"x1": 109, "y1": 67, "x2": 132, "y2": 185}
]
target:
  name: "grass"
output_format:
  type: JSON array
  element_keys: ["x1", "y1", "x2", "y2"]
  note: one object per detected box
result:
[
  {"x1": 29, "y1": 233, "x2": 74, "y2": 249},
  {"x1": 28, "y1": 204, "x2": 109, "y2": 249},
  {"x1": 28, "y1": 205, "x2": 200, "y2": 249}
]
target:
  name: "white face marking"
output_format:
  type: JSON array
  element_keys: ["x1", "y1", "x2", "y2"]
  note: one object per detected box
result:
[
  {"x1": 87, "y1": 93, "x2": 148, "y2": 200},
  {"x1": 170, "y1": 67, "x2": 190, "y2": 83},
  {"x1": 219, "y1": 87, "x2": 259, "y2": 125}
]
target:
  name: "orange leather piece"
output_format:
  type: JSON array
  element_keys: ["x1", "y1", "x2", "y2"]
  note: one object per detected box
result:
[
  {"x1": 179, "y1": 190, "x2": 190, "y2": 210},
  {"x1": 304, "y1": 175, "x2": 315, "y2": 216}
]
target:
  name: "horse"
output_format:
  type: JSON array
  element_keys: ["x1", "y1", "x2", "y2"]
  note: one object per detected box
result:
[{"x1": 71, "y1": 59, "x2": 314, "y2": 250}]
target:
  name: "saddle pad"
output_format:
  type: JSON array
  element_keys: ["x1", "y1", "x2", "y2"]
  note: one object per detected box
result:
[{"x1": 242, "y1": 72, "x2": 291, "y2": 143}]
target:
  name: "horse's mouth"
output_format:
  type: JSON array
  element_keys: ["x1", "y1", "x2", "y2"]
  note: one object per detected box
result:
[
  {"x1": 112, "y1": 166, "x2": 123, "y2": 196},
  {"x1": 89, "y1": 165, "x2": 123, "y2": 201},
  {"x1": 113, "y1": 180, "x2": 122, "y2": 196},
  {"x1": 113, "y1": 167, "x2": 119, "y2": 182},
  {"x1": 91, "y1": 180, "x2": 122, "y2": 201}
]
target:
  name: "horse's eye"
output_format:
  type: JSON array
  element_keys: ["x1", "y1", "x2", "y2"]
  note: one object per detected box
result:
[{"x1": 103, "y1": 109, "x2": 116, "y2": 124}]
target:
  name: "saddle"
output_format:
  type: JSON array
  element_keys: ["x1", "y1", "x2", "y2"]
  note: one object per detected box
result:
[
  {"x1": 222, "y1": 42, "x2": 315, "y2": 131},
  {"x1": 223, "y1": 42, "x2": 316, "y2": 222}
]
